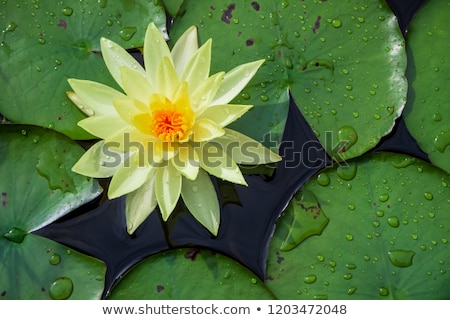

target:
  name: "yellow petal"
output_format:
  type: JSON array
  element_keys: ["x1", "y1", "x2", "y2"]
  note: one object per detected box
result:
[
  {"x1": 108, "y1": 154, "x2": 155, "y2": 199},
  {"x1": 212, "y1": 59, "x2": 265, "y2": 105},
  {"x1": 198, "y1": 104, "x2": 252, "y2": 128},
  {"x1": 190, "y1": 72, "x2": 224, "y2": 116},
  {"x1": 120, "y1": 66, "x2": 154, "y2": 105},
  {"x1": 77, "y1": 114, "x2": 129, "y2": 139},
  {"x1": 198, "y1": 142, "x2": 248, "y2": 186},
  {"x1": 155, "y1": 56, "x2": 180, "y2": 99},
  {"x1": 105, "y1": 128, "x2": 163, "y2": 164},
  {"x1": 171, "y1": 145, "x2": 199, "y2": 180},
  {"x1": 113, "y1": 97, "x2": 149, "y2": 126},
  {"x1": 125, "y1": 171, "x2": 157, "y2": 234},
  {"x1": 144, "y1": 22, "x2": 172, "y2": 86},
  {"x1": 155, "y1": 163, "x2": 182, "y2": 221},
  {"x1": 181, "y1": 169, "x2": 220, "y2": 235},
  {"x1": 180, "y1": 39, "x2": 212, "y2": 91},
  {"x1": 213, "y1": 128, "x2": 282, "y2": 165},
  {"x1": 191, "y1": 118, "x2": 225, "y2": 142},
  {"x1": 171, "y1": 25, "x2": 198, "y2": 75},
  {"x1": 100, "y1": 37, "x2": 146, "y2": 89},
  {"x1": 72, "y1": 140, "x2": 129, "y2": 178},
  {"x1": 67, "y1": 79, "x2": 126, "y2": 116}
]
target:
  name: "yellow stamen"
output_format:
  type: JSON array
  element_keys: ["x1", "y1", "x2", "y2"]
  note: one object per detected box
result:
[{"x1": 150, "y1": 91, "x2": 194, "y2": 142}]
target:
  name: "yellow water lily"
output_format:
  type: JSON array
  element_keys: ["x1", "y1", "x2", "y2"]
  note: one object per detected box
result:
[{"x1": 68, "y1": 22, "x2": 281, "y2": 235}]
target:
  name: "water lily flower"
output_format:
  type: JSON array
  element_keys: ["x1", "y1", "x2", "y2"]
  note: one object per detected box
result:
[{"x1": 67, "y1": 22, "x2": 281, "y2": 235}]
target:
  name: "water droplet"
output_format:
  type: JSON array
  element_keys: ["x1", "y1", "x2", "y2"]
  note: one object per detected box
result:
[
  {"x1": 303, "y1": 275, "x2": 317, "y2": 284},
  {"x1": 38, "y1": 38, "x2": 45, "y2": 44},
  {"x1": 241, "y1": 92, "x2": 250, "y2": 100},
  {"x1": 343, "y1": 273, "x2": 352, "y2": 280},
  {"x1": 316, "y1": 255, "x2": 324, "y2": 262},
  {"x1": 98, "y1": 0, "x2": 107, "y2": 8},
  {"x1": 433, "y1": 129, "x2": 450, "y2": 153},
  {"x1": 313, "y1": 294, "x2": 328, "y2": 300},
  {"x1": 316, "y1": 173, "x2": 330, "y2": 186},
  {"x1": 3, "y1": 227, "x2": 27, "y2": 243},
  {"x1": 5, "y1": 22, "x2": 17, "y2": 32},
  {"x1": 250, "y1": 278, "x2": 257, "y2": 284},
  {"x1": 347, "y1": 286, "x2": 357, "y2": 295},
  {"x1": 62, "y1": 7, "x2": 73, "y2": 16},
  {"x1": 260, "y1": 94, "x2": 269, "y2": 101},
  {"x1": 348, "y1": 204, "x2": 355, "y2": 210},
  {"x1": 345, "y1": 85, "x2": 353, "y2": 91},
  {"x1": 388, "y1": 250, "x2": 415, "y2": 268},
  {"x1": 55, "y1": 59, "x2": 62, "y2": 65},
  {"x1": 337, "y1": 164, "x2": 357, "y2": 180},
  {"x1": 191, "y1": 185, "x2": 198, "y2": 193},
  {"x1": 345, "y1": 234, "x2": 353, "y2": 241},
  {"x1": 119, "y1": 26, "x2": 137, "y2": 41},
  {"x1": 49, "y1": 253, "x2": 61, "y2": 265},
  {"x1": 432, "y1": 112, "x2": 442, "y2": 122},
  {"x1": 378, "y1": 287, "x2": 389, "y2": 296},
  {"x1": 387, "y1": 216, "x2": 399, "y2": 228},
  {"x1": 364, "y1": 255, "x2": 370, "y2": 261},
  {"x1": 424, "y1": 192, "x2": 433, "y2": 200},
  {"x1": 379, "y1": 194, "x2": 389, "y2": 202},
  {"x1": 331, "y1": 18, "x2": 342, "y2": 28},
  {"x1": 49, "y1": 277, "x2": 73, "y2": 300}
]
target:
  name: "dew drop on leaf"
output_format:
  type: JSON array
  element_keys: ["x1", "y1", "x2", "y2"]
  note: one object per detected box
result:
[{"x1": 49, "y1": 277, "x2": 73, "y2": 300}]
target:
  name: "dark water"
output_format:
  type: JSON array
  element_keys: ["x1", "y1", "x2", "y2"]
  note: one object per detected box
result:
[{"x1": 35, "y1": 0, "x2": 427, "y2": 297}]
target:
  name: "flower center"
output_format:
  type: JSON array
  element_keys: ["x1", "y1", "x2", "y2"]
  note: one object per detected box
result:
[{"x1": 150, "y1": 92, "x2": 193, "y2": 142}]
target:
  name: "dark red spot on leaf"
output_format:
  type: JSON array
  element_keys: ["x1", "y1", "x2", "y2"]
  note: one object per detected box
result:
[
  {"x1": 312, "y1": 15, "x2": 321, "y2": 33},
  {"x1": 210, "y1": 5, "x2": 215, "y2": 10},
  {"x1": 184, "y1": 248, "x2": 201, "y2": 261},
  {"x1": 275, "y1": 251, "x2": 284, "y2": 264},
  {"x1": 1, "y1": 291, "x2": 6, "y2": 297},
  {"x1": 2, "y1": 192, "x2": 6, "y2": 207},
  {"x1": 251, "y1": 1, "x2": 260, "y2": 11},
  {"x1": 156, "y1": 285, "x2": 164, "y2": 293},
  {"x1": 246, "y1": 38, "x2": 254, "y2": 46},
  {"x1": 57, "y1": 19, "x2": 67, "y2": 30},
  {"x1": 221, "y1": 3, "x2": 236, "y2": 24}
]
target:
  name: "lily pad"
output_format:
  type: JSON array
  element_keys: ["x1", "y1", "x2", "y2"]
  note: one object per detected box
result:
[
  {"x1": 404, "y1": 0, "x2": 450, "y2": 173},
  {"x1": 169, "y1": 0, "x2": 407, "y2": 160},
  {"x1": 107, "y1": 248, "x2": 275, "y2": 299},
  {"x1": 266, "y1": 152, "x2": 450, "y2": 299},
  {"x1": 0, "y1": 0, "x2": 166, "y2": 139},
  {"x1": 0, "y1": 124, "x2": 105, "y2": 299}
]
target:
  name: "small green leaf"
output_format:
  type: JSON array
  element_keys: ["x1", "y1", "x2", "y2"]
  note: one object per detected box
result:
[
  {"x1": 266, "y1": 152, "x2": 450, "y2": 299},
  {"x1": 404, "y1": 0, "x2": 450, "y2": 173},
  {"x1": 108, "y1": 248, "x2": 275, "y2": 299}
]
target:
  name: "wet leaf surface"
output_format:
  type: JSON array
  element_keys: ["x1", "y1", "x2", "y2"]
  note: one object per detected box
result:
[
  {"x1": 169, "y1": 0, "x2": 407, "y2": 161},
  {"x1": 266, "y1": 152, "x2": 450, "y2": 299},
  {"x1": 107, "y1": 248, "x2": 275, "y2": 299},
  {"x1": 0, "y1": 125, "x2": 105, "y2": 299},
  {"x1": 404, "y1": 0, "x2": 450, "y2": 173},
  {"x1": 0, "y1": 0, "x2": 166, "y2": 139}
]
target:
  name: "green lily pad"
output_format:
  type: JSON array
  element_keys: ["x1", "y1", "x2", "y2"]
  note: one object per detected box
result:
[
  {"x1": 162, "y1": 0, "x2": 185, "y2": 18},
  {"x1": 0, "y1": 0, "x2": 166, "y2": 139},
  {"x1": 404, "y1": 0, "x2": 450, "y2": 173},
  {"x1": 266, "y1": 152, "x2": 450, "y2": 299},
  {"x1": 108, "y1": 248, "x2": 275, "y2": 299},
  {"x1": 0, "y1": 124, "x2": 105, "y2": 299},
  {"x1": 169, "y1": 0, "x2": 407, "y2": 160}
]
